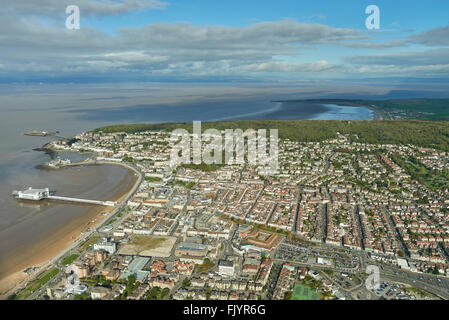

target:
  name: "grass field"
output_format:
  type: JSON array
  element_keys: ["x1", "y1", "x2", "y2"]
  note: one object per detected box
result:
[
  {"x1": 81, "y1": 236, "x2": 100, "y2": 250},
  {"x1": 196, "y1": 259, "x2": 215, "y2": 273},
  {"x1": 14, "y1": 268, "x2": 60, "y2": 300},
  {"x1": 61, "y1": 254, "x2": 80, "y2": 265},
  {"x1": 118, "y1": 235, "x2": 176, "y2": 257},
  {"x1": 144, "y1": 176, "x2": 162, "y2": 182},
  {"x1": 405, "y1": 287, "x2": 430, "y2": 297},
  {"x1": 130, "y1": 235, "x2": 167, "y2": 252},
  {"x1": 292, "y1": 284, "x2": 319, "y2": 300}
]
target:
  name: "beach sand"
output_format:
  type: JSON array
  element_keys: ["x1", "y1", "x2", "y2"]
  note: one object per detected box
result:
[{"x1": 0, "y1": 166, "x2": 137, "y2": 296}]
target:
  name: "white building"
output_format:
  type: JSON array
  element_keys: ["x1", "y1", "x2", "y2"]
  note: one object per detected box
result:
[
  {"x1": 317, "y1": 257, "x2": 332, "y2": 266},
  {"x1": 397, "y1": 258, "x2": 410, "y2": 270},
  {"x1": 218, "y1": 260, "x2": 235, "y2": 277},
  {"x1": 13, "y1": 187, "x2": 50, "y2": 200},
  {"x1": 93, "y1": 238, "x2": 116, "y2": 255},
  {"x1": 65, "y1": 284, "x2": 88, "y2": 295}
]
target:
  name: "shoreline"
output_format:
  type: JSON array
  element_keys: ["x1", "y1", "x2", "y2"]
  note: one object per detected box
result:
[
  {"x1": 0, "y1": 155, "x2": 142, "y2": 298},
  {"x1": 321, "y1": 103, "x2": 383, "y2": 120},
  {"x1": 365, "y1": 105, "x2": 383, "y2": 120},
  {"x1": 272, "y1": 100, "x2": 385, "y2": 120}
]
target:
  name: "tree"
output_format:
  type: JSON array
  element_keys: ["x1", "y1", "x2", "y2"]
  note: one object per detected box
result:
[
  {"x1": 127, "y1": 274, "x2": 136, "y2": 288},
  {"x1": 160, "y1": 288, "x2": 170, "y2": 299},
  {"x1": 146, "y1": 287, "x2": 161, "y2": 300},
  {"x1": 182, "y1": 279, "x2": 191, "y2": 289},
  {"x1": 283, "y1": 291, "x2": 293, "y2": 300}
]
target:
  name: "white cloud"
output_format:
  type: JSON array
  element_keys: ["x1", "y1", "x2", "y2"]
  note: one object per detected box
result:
[
  {"x1": 4, "y1": 0, "x2": 167, "y2": 17},
  {"x1": 242, "y1": 60, "x2": 337, "y2": 73},
  {"x1": 0, "y1": 16, "x2": 363, "y2": 78},
  {"x1": 409, "y1": 26, "x2": 449, "y2": 46},
  {"x1": 345, "y1": 48, "x2": 449, "y2": 66},
  {"x1": 1, "y1": 1, "x2": 448, "y2": 81},
  {"x1": 355, "y1": 64, "x2": 449, "y2": 76}
]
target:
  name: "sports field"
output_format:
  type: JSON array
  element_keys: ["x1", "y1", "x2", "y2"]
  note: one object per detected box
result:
[{"x1": 292, "y1": 284, "x2": 319, "y2": 300}]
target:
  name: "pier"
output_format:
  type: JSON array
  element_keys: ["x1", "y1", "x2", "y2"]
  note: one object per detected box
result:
[{"x1": 12, "y1": 187, "x2": 116, "y2": 207}]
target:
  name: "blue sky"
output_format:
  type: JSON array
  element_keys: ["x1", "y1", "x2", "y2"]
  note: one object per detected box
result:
[
  {"x1": 84, "y1": 0, "x2": 449, "y2": 31},
  {"x1": 1, "y1": 0, "x2": 449, "y2": 83}
]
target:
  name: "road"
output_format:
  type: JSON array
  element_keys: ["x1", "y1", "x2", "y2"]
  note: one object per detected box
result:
[
  {"x1": 17, "y1": 162, "x2": 144, "y2": 300},
  {"x1": 275, "y1": 239, "x2": 449, "y2": 300}
]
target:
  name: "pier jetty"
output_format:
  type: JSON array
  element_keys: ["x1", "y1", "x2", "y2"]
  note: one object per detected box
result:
[{"x1": 12, "y1": 187, "x2": 116, "y2": 207}]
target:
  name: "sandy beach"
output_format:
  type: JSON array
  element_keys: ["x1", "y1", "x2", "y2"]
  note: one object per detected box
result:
[{"x1": 0, "y1": 165, "x2": 138, "y2": 296}]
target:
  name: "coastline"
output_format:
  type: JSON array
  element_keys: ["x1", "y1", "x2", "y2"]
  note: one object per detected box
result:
[
  {"x1": 328, "y1": 102, "x2": 386, "y2": 120},
  {"x1": 323, "y1": 102, "x2": 385, "y2": 120},
  {"x1": 365, "y1": 105, "x2": 385, "y2": 120},
  {"x1": 272, "y1": 100, "x2": 385, "y2": 120},
  {"x1": 0, "y1": 156, "x2": 142, "y2": 297},
  {"x1": 0, "y1": 107, "x2": 391, "y2": 297}
]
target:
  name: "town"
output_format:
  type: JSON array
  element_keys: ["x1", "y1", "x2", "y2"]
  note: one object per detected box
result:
[{"x1": 10, "y1": 126, "x2": 449, "y2": 301}]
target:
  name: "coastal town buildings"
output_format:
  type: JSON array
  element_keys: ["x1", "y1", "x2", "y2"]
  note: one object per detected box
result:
[{"x1": 24, "y1": 128, "x2": 449, "y2": 301}]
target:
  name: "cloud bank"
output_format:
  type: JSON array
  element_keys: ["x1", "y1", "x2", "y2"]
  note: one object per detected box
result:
[{"x1": 0, "y1": 1, "x2": 448, "y2": 82}]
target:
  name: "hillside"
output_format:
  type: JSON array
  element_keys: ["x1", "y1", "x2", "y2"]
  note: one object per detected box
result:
[{"x1": 93, "y1": 120, "x2": 449, "y2": 152}]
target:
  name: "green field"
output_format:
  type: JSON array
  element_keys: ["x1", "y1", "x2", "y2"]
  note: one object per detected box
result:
[
  {"x1": 196, "y1": 259, "x2": 215, "y2": 273},
  {"x1": 144, "y1": 176, "x2": 162, "y2": 182},
  {"x1": 81, "y1": 236, "x2": 100, "y2": 250},
  {"x1": 130, "y1": 235, "x2": 167, "y2": 252},
  {"x1": 13, "y1": 268, "x2": 60, "y2": 300},
  {"x1": 61, "y1": 254, "x2": 80, "y2": 265},
  {"x1": 292, "y1": 284, "x2": 319, "y2": 300}
]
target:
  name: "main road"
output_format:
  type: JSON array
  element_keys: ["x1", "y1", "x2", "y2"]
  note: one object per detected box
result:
[{"x1": 19, "y1": 161, "x2": 143, "y2": 300}]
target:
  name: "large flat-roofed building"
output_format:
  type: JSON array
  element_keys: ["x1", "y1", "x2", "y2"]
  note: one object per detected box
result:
[
  {"x1": 397, "y1": 258, "x2": 410, "y2": 270},
  {"x1": 175, "y1": 241, "x2": 208, "y2": 257},
  {"x1": 94, "y1": 238, "x2": 117, "y2": 255},
  {"x1": 218, "y1": 260, "x2": 235, "y2": 277},
  {"x1": 13, "y1": 187, "x2": 50, "y2": 200},
  {"x1": 240, "y1": 228, "x2": 284, "y2": 250},
  {"x1": 119, "y1": 257, "x2": 150, "y2": 282}
]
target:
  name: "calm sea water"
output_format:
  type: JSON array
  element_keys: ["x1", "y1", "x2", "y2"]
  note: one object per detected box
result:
[
  {"x1": 0, "y1": 97, "x2": 373, "y2": 281},
  {"x1": 64, "y1": 101, "x2": 374, "y2": 122}
]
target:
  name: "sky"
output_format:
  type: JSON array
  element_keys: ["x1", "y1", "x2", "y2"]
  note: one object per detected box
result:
[{"x1": 1, "y1": 0, "x2": 449, "y2": 83}]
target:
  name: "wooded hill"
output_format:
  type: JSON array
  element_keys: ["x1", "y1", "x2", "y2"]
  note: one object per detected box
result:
[{"x1": 93, "y1": 120, "x2": 449, "y2": 152}]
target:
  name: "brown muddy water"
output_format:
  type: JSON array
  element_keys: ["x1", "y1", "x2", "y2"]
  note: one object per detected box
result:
[{"x1": 0, "y1": 163, "x2": 137, "y2": 291}]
